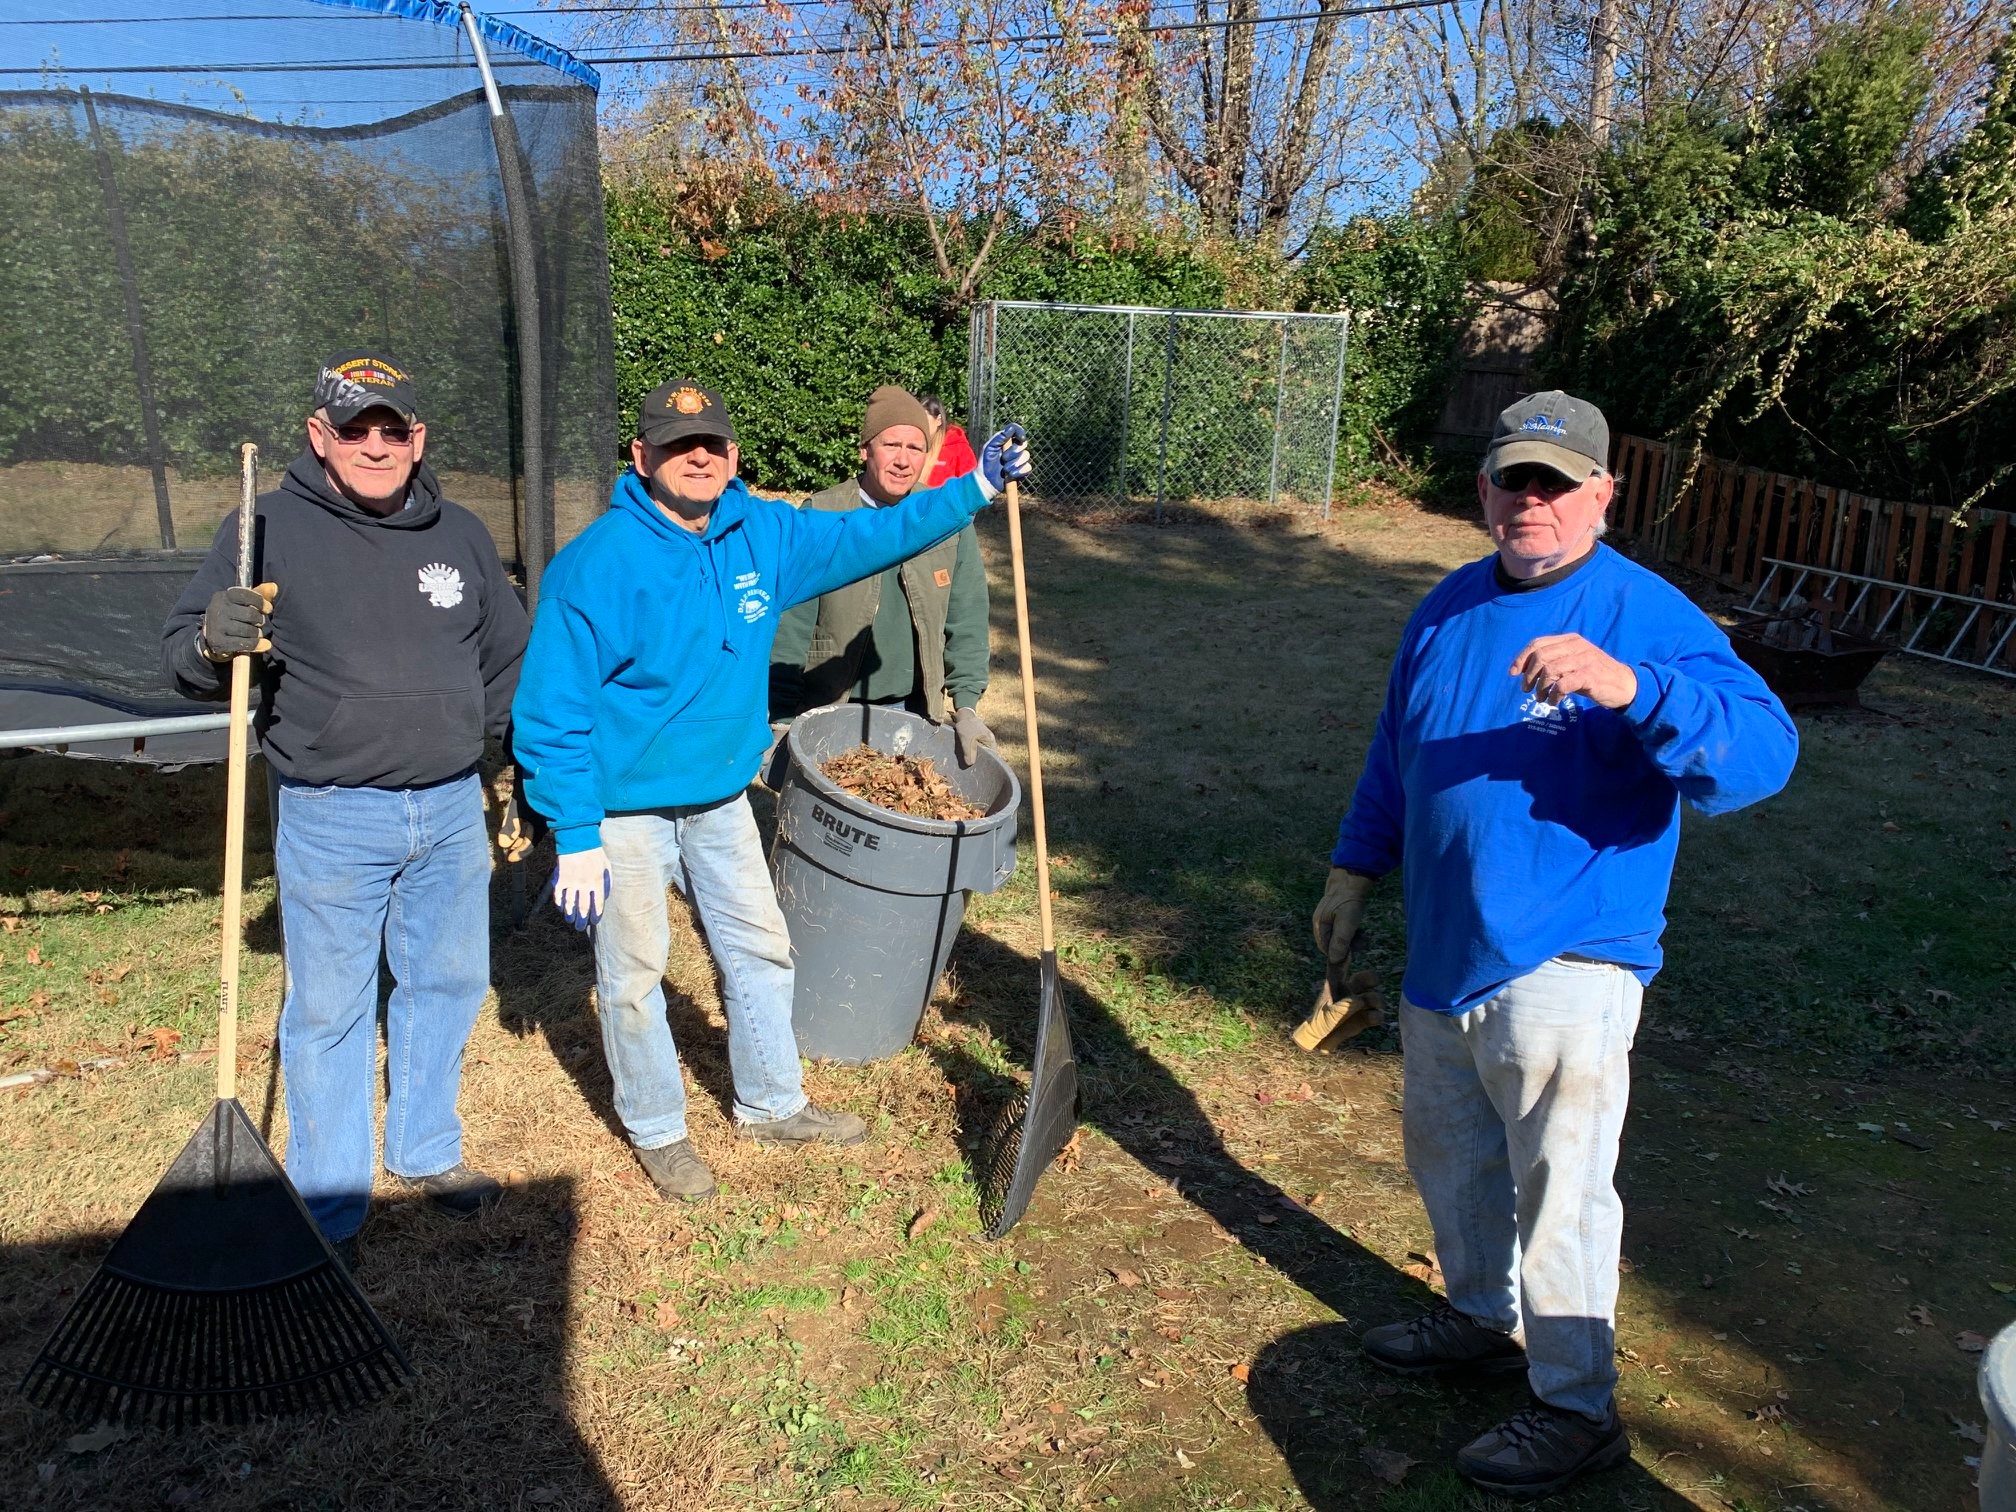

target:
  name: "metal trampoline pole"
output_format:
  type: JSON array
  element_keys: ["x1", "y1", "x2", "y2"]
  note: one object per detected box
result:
[
  {"x1": 80, "y1": 89, "x2": 175, "y2": 551},
  {"x1": 461, "y1": 4, "x2": 550, "y2": 602}
]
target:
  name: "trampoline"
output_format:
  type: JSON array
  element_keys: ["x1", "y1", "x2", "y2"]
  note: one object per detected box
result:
[{"x1": 0, "y1": 1, "x2": 617, "y2": 762}]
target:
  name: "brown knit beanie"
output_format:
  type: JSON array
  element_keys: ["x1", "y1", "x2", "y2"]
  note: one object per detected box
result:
[{"x1": 860, "y1": 385, "x2": 932, "y2": 444}]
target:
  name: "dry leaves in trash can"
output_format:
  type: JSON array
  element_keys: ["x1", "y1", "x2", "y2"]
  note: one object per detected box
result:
[{"x1": 822, "y1": 746, "x2": 985, "y2": 821}]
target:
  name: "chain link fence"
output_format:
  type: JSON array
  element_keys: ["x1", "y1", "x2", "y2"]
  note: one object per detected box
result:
[{"x1": 968, "y1": 301, "x2": 1350, "y2": 520}]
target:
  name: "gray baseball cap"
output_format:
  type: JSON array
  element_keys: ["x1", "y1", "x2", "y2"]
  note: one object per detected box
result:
[{"x1": 1485, "y1": 390, "x2": 1609, "y2": 481}]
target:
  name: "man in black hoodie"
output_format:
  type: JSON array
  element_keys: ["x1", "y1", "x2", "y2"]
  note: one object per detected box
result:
[{"x1": 162, "y1": 351, "x2": 528, "y2": 1260}]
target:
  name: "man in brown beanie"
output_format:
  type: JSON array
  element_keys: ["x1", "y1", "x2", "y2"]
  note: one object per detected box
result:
[{"x1": 769, "y1": 385, "x2": 995, "y2": 763}]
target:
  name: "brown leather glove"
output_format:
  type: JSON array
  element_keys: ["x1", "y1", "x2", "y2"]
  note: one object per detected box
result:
[{"x1": 1311, "y1": 867, "x2": 1377, "y2": 980}]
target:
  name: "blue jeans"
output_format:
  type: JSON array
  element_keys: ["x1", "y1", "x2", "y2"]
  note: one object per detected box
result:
[
  {"x1": 1399, "y1": 958, "x2": 1644, "y2": 1420},
  {"x1": 593, "y1": 795, "x2": 807, "y2": 1149},
  {"x1": 274, "y1": 772, "x2": 491, "y2": 1243}
]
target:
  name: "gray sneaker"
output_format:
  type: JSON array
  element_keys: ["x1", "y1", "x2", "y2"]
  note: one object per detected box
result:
[
  {"x1": 1360, "y1": 1302, "x2": 1528, "y2": 1377},
  {"x1": 635, "y1": 1139, "x2": 717, "y2": 1202},
  {"x1": 738, "y1": 1102, "x2": 868, "y2": 1147},
  {"x1": 394, "y1": 1163, "x2": 504, "y2": 1219},
  {"x1": 1456, "y1": 1400, "x2": 1630, "y2": 1499}
]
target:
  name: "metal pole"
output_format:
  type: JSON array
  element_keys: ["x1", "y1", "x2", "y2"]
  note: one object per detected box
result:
[
  {"x1": 967, "y1": 304, "x2": 983, "y2": 435},
  {"x1": 1266, "y1": 317, "x2": 1291, "y2": 507},
  {"x1": 1155, "y1": 311, "x2": 1177, "y2": 525},
  {"x1": 1319, "y1": 315, "x2": 1349, "y2": 520},
  {"x1": 0, "y1": 711, "x2": 239, "y2": 755},
  {"x1": 461, "y1": 3, "x2": 549, "y2": 602},
  {"x1": 80, "y1": 89, "x2": 175, "y2": 550},
  {"x1": 1116, "y1": 313, "x2": 1135, "y2": 511}
]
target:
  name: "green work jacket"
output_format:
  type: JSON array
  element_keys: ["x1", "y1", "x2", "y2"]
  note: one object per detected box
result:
[{"x1": 769, "y1": 480, "x2": 988, "y2": 722}]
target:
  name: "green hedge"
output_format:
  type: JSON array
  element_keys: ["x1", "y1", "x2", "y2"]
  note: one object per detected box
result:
[{"x1": 604, "y1": 183, "x2": 1472, "y2": 497}]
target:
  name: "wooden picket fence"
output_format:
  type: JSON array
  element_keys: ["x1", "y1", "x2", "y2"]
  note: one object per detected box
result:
[{"x1": 1608, "y1": 435, "x2": 2016, "y2": 671}]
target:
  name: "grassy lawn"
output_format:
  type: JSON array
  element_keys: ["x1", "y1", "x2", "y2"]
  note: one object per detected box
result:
[{"x1": 2, "y1": 493, "x2": 2012, "y2": 1510}]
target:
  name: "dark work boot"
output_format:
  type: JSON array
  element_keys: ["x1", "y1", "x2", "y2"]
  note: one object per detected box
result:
[
  {"x1": 1456, "y1": 1400, "x2": 1630, "y2": 1499},
  {"x1": 635, "y1": 1138, "x2": 717, "y2": 1202},
  {"x1": 1359, "y1": 1301, "x2": 1528, "y2": 1377},
  {"x1": 394, "y1": 1163, "x2": 505, "y2": 1218},
  {"x1": 738, "y1": 1103, "x2": 868, "y2": 1148}
]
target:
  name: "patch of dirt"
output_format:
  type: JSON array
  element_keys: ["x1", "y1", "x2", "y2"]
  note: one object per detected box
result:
[{"x1": 821, "y1": 745, "x2": 985, "y2": 821}]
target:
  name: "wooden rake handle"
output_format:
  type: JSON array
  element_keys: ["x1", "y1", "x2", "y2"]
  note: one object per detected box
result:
[
  {"x1": 1003, "y1": 480, "x2": 1053, "y2": 955},
  {"x1": 217, "y1": 443, "x2": 257, "y2": 1101}
]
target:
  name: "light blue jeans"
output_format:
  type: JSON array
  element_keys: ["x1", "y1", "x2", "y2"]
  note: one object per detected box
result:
[
  {"x1": 274, "y1": 771, "x2": 491, "y2": 1243},
  {"x1": 593, "y1": 795, "x2": 807, "y2": 1149},
  {"x1": 1399, "y1": 958, "x2": 1644, "y2": 1420}
]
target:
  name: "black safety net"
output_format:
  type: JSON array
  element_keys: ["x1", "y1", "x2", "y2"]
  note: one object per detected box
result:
[{"x1": 0, "y1": 0, "x2": 617, "y2": 758}]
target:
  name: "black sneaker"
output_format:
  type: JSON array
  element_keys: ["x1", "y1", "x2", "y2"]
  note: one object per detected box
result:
[
  {"x1": 394, "y1": 1163, "x2": 505, "y2": 1218},
  {"x1": 738, "y1": 1103, "x2": 868, "y2": 1147},
  {"x1": 635, "y1": 1138, "x2": 717, "y2": 1202},
  {"x1": 1359, "y1": 1302, "x2": 1528, "y2": 1377},
  {"x1": 1456, "y1": 1400, "x2": 1630, "y2": 1499}
]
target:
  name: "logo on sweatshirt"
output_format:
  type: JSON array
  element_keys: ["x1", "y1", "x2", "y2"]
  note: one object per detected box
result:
[
  {"x1": 417, "y1": 562, "x2": 465, "y2": 608},
  {"x1": 1518, "y1": 690, "x2": 1581, "y2": 734},
  {"x1": 737, "y1": 584, "x2": 772, "y2": 623}
]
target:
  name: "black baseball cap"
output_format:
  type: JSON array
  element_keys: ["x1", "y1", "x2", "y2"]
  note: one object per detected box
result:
[
  {"x1": 639, "y1": 379, "x2": 737, "y2": 446},
  {"x1": 313, "y1": 350, "x2": 419, "y2": 424},
  {"x1": 1485, "y1": 390, "x2": 1609, "y2": 482}
]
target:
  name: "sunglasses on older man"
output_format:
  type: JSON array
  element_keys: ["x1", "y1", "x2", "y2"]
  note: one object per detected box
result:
[
  {"x1": 1490, "y1": 463, "x2": 1587, "y2": 495},
  {"x1": 322, "y1": 419, "x2": 415, "y2": 446}
]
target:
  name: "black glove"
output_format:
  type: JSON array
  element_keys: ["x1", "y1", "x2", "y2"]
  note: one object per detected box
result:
[{"x1": 199, "y1": 583, "x2": 276, "y2": 661}]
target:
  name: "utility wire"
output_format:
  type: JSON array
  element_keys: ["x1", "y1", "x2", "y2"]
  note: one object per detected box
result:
[{"x1": 0, "y1": 0, "x2": 1457, "y2": 74}]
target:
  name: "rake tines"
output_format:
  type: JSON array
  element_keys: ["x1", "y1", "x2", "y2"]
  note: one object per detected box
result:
[
  {"x1": 977, "y1": 949, "x2": 1081, "y2": 1241},
  {"x1": 19, "y1": 1099, "x2": 411, "y2": 1426}
]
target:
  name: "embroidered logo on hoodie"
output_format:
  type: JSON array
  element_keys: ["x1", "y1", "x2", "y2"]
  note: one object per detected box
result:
[{"x1": 418, "y1": 562, "x2": 465, "y2": 608}]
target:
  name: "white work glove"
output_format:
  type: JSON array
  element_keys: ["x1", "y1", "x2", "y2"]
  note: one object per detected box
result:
[
  {"x1": 550, "y1": 847, "x2": 611, "y2": 931},
  {"x1": 951, "y1": 707, "x2": 997, "y2": 768}
]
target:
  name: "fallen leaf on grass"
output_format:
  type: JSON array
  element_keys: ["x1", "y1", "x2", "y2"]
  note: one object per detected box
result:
[
  {"x1": 1656, "y1": 1394, "x2": 1681, "y2": 1409},
  {"x1": 1953, "y1": 1417, "x2": 1987, "y2": 1444},
  {"x1": 1229, "y1": 1362, "x2": 1251, "y2": 1384},
  {"x1": 1151, "y1": 1285, "x2": 1184, "y2": 1301},
  {"x1": 1751, "y1": 1403, "x2": 1786, "y2": 1424},
  {"x1": 63, "y1": 1424, "x2": 132, "y2": 1454},
  {"x1": 1109, "y1": 1267, "x2": 1143, "y2": 1288},
  {"x1": 1765, "y1": 1174, "x2": 1811, "y2": 1199},
  {"x1": 906, "y1": 1206, "x2": 939, "y2": 1241},
  {"x1": 1891, "y1": 1128, "x2": 1936, "y2": 1151},
  {"x1": 1054, "y1": 1128, "x2": 1085, "y2": 1174},
  {"x1": 1360, "y1": 1447, "x2": 1416, "y2": 1485},
  {"x1": 653, "y1": 1298, "x2": 682, "y2": 1330},
  {"x1": 1174, "y1": 1448, "x2": 1195, "y2": 1470},
  {"x1": 1910, "y1": 1304, "x2": 1935, "y2": 1327},
  {"x1": 1401, "y1": 1251, "x2": 1443, "y2": 1287},
  {"x1": 26, "y1": 946, "x2": 42, "y2": 966},
  {"x1": 1288, "y1": 1082, "x2": 1315, "y2": 1102},
  {"x1": 1856, "y1": 1122, "x2": 1886, "y2": 1134},
  {"x1": 1957, "y1": 1331, "x2": 1989, "y2": 1353},
  {"x1": 143, "y1": 1027, "x2": 181, "y2": 1061}
]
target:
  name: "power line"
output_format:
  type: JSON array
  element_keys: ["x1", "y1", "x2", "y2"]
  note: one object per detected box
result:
[{"x1": 0, "y1": 0, "x2": 1457, "y2": 75}]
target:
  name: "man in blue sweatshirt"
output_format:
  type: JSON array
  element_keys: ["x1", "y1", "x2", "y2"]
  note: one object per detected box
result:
[
  {"x1": 162, "y1": 351, "x2": 528, "y2": 1264},
  {"x1": 1313, "y1": 391, "x2": 1797, "y2": 1498},
  {"x1": 512, "y1": 380, "x2": 1028, "y2": 1203}
]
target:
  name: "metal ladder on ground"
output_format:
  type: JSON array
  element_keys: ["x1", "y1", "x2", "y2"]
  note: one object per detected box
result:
[{"x1": 1743, "y1": 556, "x2": 2016, "y2": 679}]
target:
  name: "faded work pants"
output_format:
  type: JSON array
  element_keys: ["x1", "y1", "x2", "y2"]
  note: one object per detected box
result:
[{"x1": 1399, "y1": 957, "x2": 1644, "y2": 1420}]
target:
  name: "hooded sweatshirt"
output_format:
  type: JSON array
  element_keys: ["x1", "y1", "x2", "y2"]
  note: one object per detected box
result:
[
  {"x1": 512, "y1": 466, "x2": 993, "y2": 854},
  {"x1": 161, "y1": 451, "x2": 528, "y2": 788}
]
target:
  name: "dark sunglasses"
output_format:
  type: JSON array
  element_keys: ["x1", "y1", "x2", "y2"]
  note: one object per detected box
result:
[
  {"x1": 324, "y1": 419, "x2": 415, "y2": 446},
  {"x1": 1490, "y1": 464, "x2": 1585, "y2": 495}
]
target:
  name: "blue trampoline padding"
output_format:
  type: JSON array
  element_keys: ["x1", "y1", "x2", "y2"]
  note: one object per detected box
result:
[{"x1": 309, "y1": 0, "x2": 603, "y2": 91}]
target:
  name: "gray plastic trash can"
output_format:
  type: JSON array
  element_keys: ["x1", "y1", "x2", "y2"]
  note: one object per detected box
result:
[
  {"x1": 771, "y1": 704, "x2": 1020, "y2": 1063},
  {"x1": 1984, "y1": 1323, "x2": 2016, "y2": 1511}
]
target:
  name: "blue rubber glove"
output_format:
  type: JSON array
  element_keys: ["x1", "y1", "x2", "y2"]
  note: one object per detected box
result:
[
  {"x1": 550, "y1": 847, "x2": 611, "y2": 930},
  {"x1": 979, "y1": 424, "x2": 1031, "y2": 493}
]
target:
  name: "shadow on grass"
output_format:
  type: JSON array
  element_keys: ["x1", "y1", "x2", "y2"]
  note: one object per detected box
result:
[{"x1": 0, "y1": 1179, "x2": 622, "y2": 1511}]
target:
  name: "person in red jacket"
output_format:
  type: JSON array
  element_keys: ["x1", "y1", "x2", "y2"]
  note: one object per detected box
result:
[{"x1": 920, "y1": 395, "x2": 978, "y2": 489}]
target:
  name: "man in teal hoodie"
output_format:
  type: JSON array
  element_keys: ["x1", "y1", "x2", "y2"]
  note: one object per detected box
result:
[{"x1": 512, "y1": 380, "x2": 1029, "y2": 1202}]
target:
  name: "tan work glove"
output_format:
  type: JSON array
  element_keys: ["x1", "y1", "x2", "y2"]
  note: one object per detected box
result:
[{"x1": 1311, "y1": 867, "x2": 1377, "y2": 981}]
